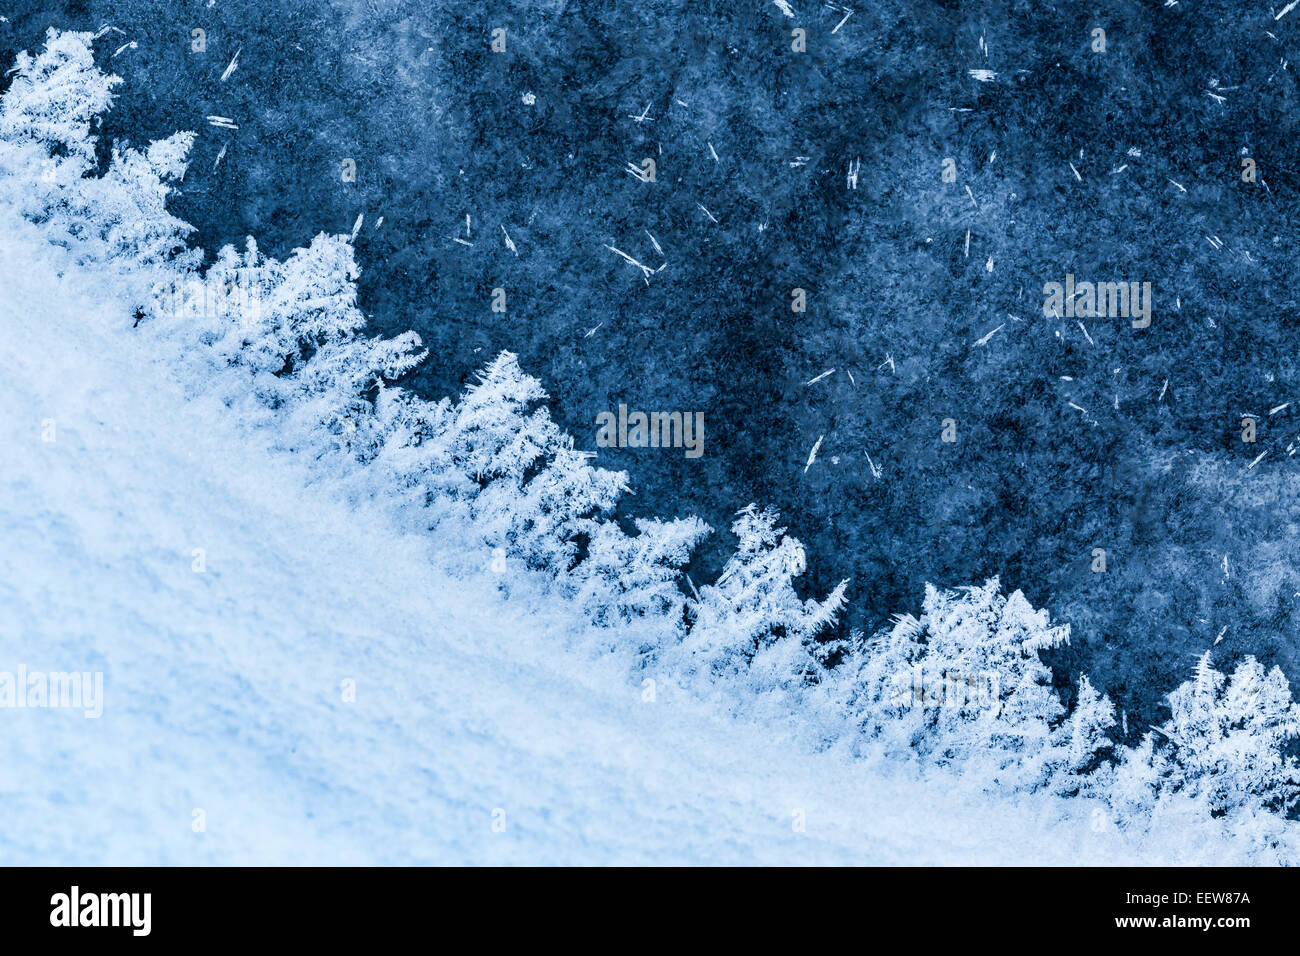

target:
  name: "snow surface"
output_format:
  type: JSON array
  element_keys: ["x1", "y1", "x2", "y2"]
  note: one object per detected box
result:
[{"x1": 0, "y1": 208, "x2": 1261, "y2": 864}]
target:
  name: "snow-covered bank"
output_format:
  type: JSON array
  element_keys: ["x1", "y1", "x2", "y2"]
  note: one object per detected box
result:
[
  {"x1": 0, "y1": 189, "x2": 1272, "y2": 866},
  {"x1": 0, "y1": 29, "x2": 1297, "y2": 865}
]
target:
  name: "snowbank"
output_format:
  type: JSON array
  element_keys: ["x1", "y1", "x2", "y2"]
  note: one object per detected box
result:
[{"x1": 0, "y1": 29, "x2": 1295, "y2": 865}]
